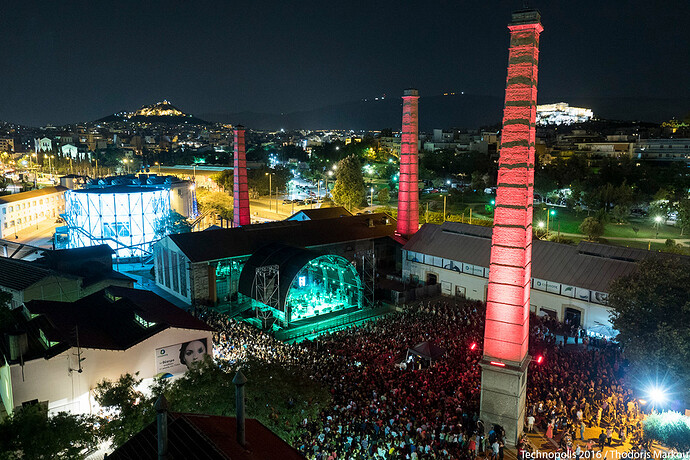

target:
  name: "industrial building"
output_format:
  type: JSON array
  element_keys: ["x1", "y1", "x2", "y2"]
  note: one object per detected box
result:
[
  {"x1": 58, "y1": 174, "x2": 198, "y2": 257},
  {"x1": 0, "y1": 244, "x2": 133, "y2": 308},
  {"x1": 0, "y1": 286, "x2": 213, "y2": 416},
  {"x1": 0, "y1": 186, "x2": 67, "y2": 239},
  {"x1": 402, "y1": 222, "x2": 672, "y2": 336},
  {"x1": 153, "y1": 212, "x2": 400, "y2": 327}
]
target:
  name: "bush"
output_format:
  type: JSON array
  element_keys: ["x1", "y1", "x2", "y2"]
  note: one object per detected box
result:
[{"x1": 643, "y1": 412, "x2": 690, "y2": 451}]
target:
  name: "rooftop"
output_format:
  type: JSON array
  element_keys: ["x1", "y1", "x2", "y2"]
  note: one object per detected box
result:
[
  {"x1": 2, "y1": 287, "x2": 213, "y2": 362},
  {"x1": 169, "y1": 212, "x2": 396, "y2": 263},
  {"x1": 0, "y1": 186, "x2": 67, "y2": 204},
  {"x1": 108, "y1": 412, "x2": 304, "y2": 460},
  {"x1": 403, "y1": 222, "x2": 690, "y2": 293}
]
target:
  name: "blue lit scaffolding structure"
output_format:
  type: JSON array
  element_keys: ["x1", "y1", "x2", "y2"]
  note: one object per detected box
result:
[{"x1": 64, "y1": 186, "x2": 170, "y2": 258}]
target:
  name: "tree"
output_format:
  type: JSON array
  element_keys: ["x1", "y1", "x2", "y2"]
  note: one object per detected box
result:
[
  {"x1": 608, "y1": 257, "x2": 690, "y2": 401},
  {"x1": 331, "y1": 155, "x2": 365, "y2": 211},
  {"x1": 377, "y1": 188, "x2": 390, "y2": 206},
  {"x1": 643, "y1": 412, "x2": 690, "y2": 451},
  {"x1": 0, "y1": 404, "x2": 100, "y2": 459},
  {"x1": 94, "y1": 373, "x2": 156, "y2": 448},
  {"x1": 211, "y1": 169, "x2": 233, "y2": 191},
  {"x1": 155, "y1": 211, "x2": 192, "y2": 238},
  {"x1": 0, "y1": 289, "x2": 15, "y2": 331},
  {"x1": 579, "y1": 217, "x2": 604, "y2": 240},
  {"x1": 611, "y1": 204, "x2": 630, "y2": 224},
  {"x1": 676, "y1": 199, "x2": 690, "y2": 236},
  {"x1": 196, "y1": 189, "x2": 234, "y2": 220}
]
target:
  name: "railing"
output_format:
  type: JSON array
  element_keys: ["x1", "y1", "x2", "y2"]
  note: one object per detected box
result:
[{"x1": 275, "y1": 304, "x2": 396, "y2": 342}]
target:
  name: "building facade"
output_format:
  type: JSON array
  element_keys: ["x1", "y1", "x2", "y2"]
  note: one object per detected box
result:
[
  {"x1": 0, "y1": 287, "x2": 213, "y2": 416},
  {"x1": 402, "y1": 222, "x2": 658, "y2": 336},
  {"x1": 0, "y1": 186, "x2": 67, "y2": 239}
]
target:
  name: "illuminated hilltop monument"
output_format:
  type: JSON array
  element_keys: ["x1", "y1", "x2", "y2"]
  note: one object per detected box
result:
[
  {"x1": 480, "y1": 9, "x2": 543, "y2": 446},
  {"x1": 536, "y1": 102, "x2": 594, "y2": 125},
  {"x1": 396, "y1": 89, "x2": 420, "y2": 239}
]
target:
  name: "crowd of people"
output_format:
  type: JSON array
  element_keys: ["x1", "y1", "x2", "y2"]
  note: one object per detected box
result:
[
  {"x1": 197, "y1": 299, "x2": 643, "y2": 459},
  {"x1": 526, "y1": 314, "x2": 646, "y2": 453}
]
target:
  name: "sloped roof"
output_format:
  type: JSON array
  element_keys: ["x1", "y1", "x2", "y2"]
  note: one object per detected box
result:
[
  {"x1": 0, "y1": 186, "x2": 67, "y2": 203},
  {"x1": 0, "y1": 257, "x2": 53, "y2": 290},
  {"x1": 287, "y1": 206, "x2": 353, "y2": 221},
  {"x1": 21, "y1": 287, "x2": 212, "y2": 353},
  {"x1": 168, "y1": 213, "x2": 396, "y2": 263},
  {"x1": 108, "y1": 413, "x2": 303, "y2": 460},
  {"x1": 403, "y1": 222, "x2": 690, "y2": 293}
]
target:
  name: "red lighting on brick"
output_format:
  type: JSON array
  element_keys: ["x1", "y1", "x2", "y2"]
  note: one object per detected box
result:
[
  {"x1": 233, "y1": 126, "x2": 250, "y2": 227},
  {"x1": 490, "y1": 361, "x2": 506, "y2": 367},
  {"x1": 396, "y1": 89, "x2": 419, "y2": 238},
  {"x1": 483, "y1": 15, "x2": 543, "y2": 364}
]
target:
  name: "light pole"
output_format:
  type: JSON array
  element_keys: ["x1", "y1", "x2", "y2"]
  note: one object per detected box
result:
[
  {"x1": 155, "y1": 161, "x2": 161, "y2": 175},
  {"x1": 265, "y1": 172, "x2": 273, "y2": 211},
  {"x1": 326, "y1": 170, "x2": 333, "y2": 197},
  {"x1": 370, "y1": 187, "x2": 374, "y2": 207},
  {"x1": 654, "y1": 215, "x2": 662, "y2": 240},
  {"x1": 443, "y1": 195, "x2": 447, "y2": 222}
]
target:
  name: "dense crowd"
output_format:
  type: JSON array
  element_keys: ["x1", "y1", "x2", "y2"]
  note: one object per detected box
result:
[
  {"x1": 526, "y1": 315, "x2": 645, "y2": 452},
  {"x1": 199, "y1": 299, "x2": 641, "y2": 459}
]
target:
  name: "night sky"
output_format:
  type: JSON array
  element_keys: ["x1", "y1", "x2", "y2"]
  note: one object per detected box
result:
[{"x1": 1, "y1": 0, "x2": 688, "y2": 127}]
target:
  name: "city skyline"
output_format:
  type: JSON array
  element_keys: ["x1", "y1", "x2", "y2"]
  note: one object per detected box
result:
[{"x1": 0, "y1": 0, "x2": 688, "y2": 126}]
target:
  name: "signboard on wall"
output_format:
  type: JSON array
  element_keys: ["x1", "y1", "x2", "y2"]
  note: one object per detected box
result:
[{"x1": 155, "y1": 338, "x2": 208, "y2": 378}]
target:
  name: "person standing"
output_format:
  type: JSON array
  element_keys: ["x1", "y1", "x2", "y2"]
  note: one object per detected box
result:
[
  {"x1": 606, "y1": 426, "x2": 613, "y2": 446},
  {"x1": 546, "y1": 421, "x2": 554, "y2": 440},
  {"x1": 580, "y1": 421, "x2": 586, "y2": 441},
  {"x1": 598, "y1": 430, "x2": 607, "y2": 452},
  {"x1": 527, "y1": 415, "x2": 535, "y2": 433}
]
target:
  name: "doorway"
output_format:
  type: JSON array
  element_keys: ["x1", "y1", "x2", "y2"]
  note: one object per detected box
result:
[{"x1": 564, "y1": 307, "x2": 582, "y2": 327}]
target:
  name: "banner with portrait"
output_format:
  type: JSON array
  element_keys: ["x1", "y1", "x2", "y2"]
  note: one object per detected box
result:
[{"x1": 155, "y1": 338, "x2": 208, "y2": 378}]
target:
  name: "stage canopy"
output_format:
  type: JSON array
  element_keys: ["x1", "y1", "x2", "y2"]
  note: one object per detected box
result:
[{"x1": 238, "y1": 243, "x2": 363, "y2": 326}]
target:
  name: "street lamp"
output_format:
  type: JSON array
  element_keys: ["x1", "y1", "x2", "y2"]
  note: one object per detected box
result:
[
  {"x1": 370, "y1": 187, "x2": 374, "y2": 206},
  {"x1": 654, "y1": 215, "x2": 663, "y2": 240},
  {"x1": 265, "y1": 172, "x2": 274, "y2": 211},
  {"x1": 326, "y1": 170, "x2": 334, "y2": 197},
  {"x1": 155, "y1": 161, "x2": 161, "y2": 175}
]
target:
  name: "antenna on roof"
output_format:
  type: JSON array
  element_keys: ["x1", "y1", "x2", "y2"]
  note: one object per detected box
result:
[{"x1": 69, "y1": 326, "x2": 85, "y2": 373}]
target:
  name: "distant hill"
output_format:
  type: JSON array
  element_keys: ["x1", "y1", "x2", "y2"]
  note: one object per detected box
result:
[
  {"x1": 97, "y1": 100, "x2": 209, "y2": 125},
  {"x1": 202, "y1": 95, "x2": 690, "y2": 131}
]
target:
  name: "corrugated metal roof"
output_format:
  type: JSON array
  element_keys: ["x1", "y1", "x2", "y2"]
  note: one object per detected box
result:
[
  {"x1": 0, "y1": 257, "x2": 52, "y2": 290},
  {"x1": 168, "y1": 213, "x2": 396, "y2": 263},
  {"x1": 403, "y1": 222, "x2": 689, "y2": 293}
]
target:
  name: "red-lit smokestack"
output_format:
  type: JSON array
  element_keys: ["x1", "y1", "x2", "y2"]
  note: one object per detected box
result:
[
  {"x1": 483, "y1": 11, "x2": 543, "y2": 365},
  {"x1": 396, "y1": 88, "x2": 419, "y2": 238},
  {"x1": 233, "y1": 126, "x2": 250, "y2": 227},
  {"x1": 479, "y1": 9, "x2": 543, "y2": 447}
]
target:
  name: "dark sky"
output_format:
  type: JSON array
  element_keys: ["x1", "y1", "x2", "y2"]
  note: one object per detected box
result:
[{"x1": 1, "y1": 0, "x2": 688, "y2": 126}]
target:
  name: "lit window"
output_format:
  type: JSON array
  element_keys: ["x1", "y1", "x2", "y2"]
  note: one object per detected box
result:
[{"x1": 134, "y1": 313, "x2": 156, "y2": 328}]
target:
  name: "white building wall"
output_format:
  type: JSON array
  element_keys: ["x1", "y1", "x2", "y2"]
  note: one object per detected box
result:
[
  {"x1": 403, "y1": 253, "x2": 612, "y2": 331},
  {"x1": 153, "y1": 237, "x2": 192, "y2": 303},
  {"x1": 0, "y1": 190, "x2": 65, "y2": 239},
  {"x1": 6, "y1": 327, "x2": 212, "y2": 416}
]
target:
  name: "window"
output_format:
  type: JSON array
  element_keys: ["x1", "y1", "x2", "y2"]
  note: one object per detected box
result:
[
  {"x1": 134, "y1": 313, "x2": 156, "y2": 328},
  {"x1": 103, "y1": 222, "x2": 131, "y2": 238},
  {"x1": 38, "y1": 329, "x2": 59, "y2": 349}
]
